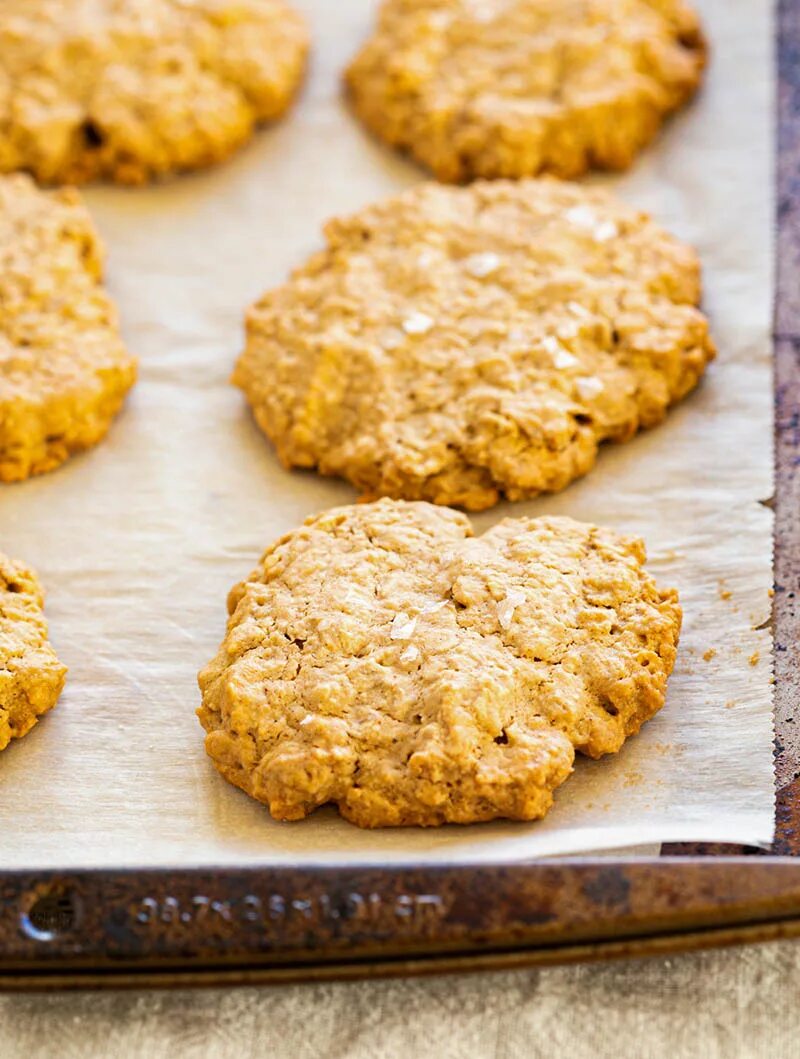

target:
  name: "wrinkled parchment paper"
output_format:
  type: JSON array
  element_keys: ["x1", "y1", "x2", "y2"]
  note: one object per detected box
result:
[{"x1": 0, "y1": 0, "x2": 774, "y2": 867}]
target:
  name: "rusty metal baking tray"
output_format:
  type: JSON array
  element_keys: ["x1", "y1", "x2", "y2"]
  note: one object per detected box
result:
[{"x1": 0, "y1": 0, "x2": 797, "y2": 991}]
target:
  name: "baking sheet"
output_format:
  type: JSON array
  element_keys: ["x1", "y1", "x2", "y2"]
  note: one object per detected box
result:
[{"x1": 0, "y1": 0, "x2": 774, "y2": 867}]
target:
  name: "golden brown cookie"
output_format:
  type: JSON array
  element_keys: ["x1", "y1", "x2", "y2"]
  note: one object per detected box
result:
[
  {"x1": 198, "y1": 499, "x2": 681, "y2": 828},
  {"x1": 236, "y1": 179, "x2": 715, "y2": 511},
  {"x1": 346, "y1": 0, "x2": 706, "y2": 182},
  {"x1": 0, "y1": 173, "x2": 136, "y2": 481},
  {"x1": 0, "y1": 553, "x2": 66, "y2": 751},
  {"x1": 0, "y1": 0, "x2": 309, "y2": 185}
]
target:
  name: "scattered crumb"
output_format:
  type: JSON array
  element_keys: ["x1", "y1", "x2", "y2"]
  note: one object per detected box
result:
[
  {"x1": 703, "y1": 648, "x2": 716, "y2": 662},
  {"x1": 725, "y1": 700, "x2": 736, "y2": 709},
  {"x1": 718, "y1": 579, "x2": 732, "y2": 601},
  {"x1": 769, "y1": 588, "x2": 775, "y2": 598},
  {"x1": 623, "y1": 770, "x2": 644, "y2": 788},
  {"x1": 749, "y1": 651, "x2": 760, "y2": 667},
  {"x1": 657, "y1": 549, "x2": 680, "y2": 563}
]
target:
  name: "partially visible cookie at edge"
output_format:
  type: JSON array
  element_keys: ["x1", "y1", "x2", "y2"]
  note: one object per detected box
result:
[
  {"x1": 0, "y1": 0, "x2": 309, "y2": 185},
  {"x1": 198, "y1": 499, "x2": 681, "y2": 828},
  {"x1": 345, "y1": 0, "x2": 706, "y2": 182},
  {"x1": 235, "y1": 178, "x2": 716, "y2": 511},
  {"x1": 0, "y1": 173, "x2": 137, "y2": 482},
  {"x1": 0, "y1": 553, "x2": 66, "y2": 751}
]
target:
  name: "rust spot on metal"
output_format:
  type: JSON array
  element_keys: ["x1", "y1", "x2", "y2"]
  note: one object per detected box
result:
[{"x1": 580, "y1": 868, "x2": 631, "y2": 910}]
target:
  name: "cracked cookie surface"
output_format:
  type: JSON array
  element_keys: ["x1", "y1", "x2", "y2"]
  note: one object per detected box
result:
[
  {"x1": 0, "y1": 173, "x2": 137, "y2": 481},
  {"x1": 346, "y1": 0, "x2": 706, "y2": 182},
  {"x1": 0, "y1": 553, "x2": 66, "y2": 751},
  {"x1": 0, "y1": 0, "x2": 309, "y2": 185},
  {"x1": 236, "y1": 179, "x2": 715, "y2": 511},
  {"x1": 198, "y1": 499, "x2": 681, "y2": 828}
]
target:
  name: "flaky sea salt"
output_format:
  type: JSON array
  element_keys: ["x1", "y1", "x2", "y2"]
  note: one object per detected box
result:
[
  {"x1": 421, "y1": 599, "x2": 449, "y2": 614},
  {"x1": 554, "y1": 348, "x2": 579, "y2": 370},
  {"x1": 400, "y1": 644, "x2": 420, "y2": 664},
  {"x1": 566, "y1": 206, "x2": 617, "y2": 241},
  {"x1": 299, "y1": 714, "x2": 314, "y2": 727},
  {"x1": 390, "y1": 612, "x2": 418, "y2": 640},
  {"x1": 427, "y1": 11, "x2": 452, "y2": 30},
  {"x1": 497, "y1": 590, "x2": 526, "y2": 630},
  {"x1": 576, "y1": 376, "x2": 604, "y2": 399},
  {"x1": 380, "y1": 326, "x2": 406, "y2": 350},
  {"x1": 542, "y1": 336, "x2": 578, "y2": 369},
  {"x1": 402, "y1": 311, "x2": 434, "y2": 336},
  {"x1": 565, "y1": 205, "x2": 598, "y2": 230},
  {"x1": 466, "y1": 0, "x2": 495, "y2": 22},
  {"x1": 593, "y1": 220, "x2": 619, "y2": 243},
  {"x1": 557, "y1": 321, "x2": 579, "y2": 340},
  {"x1": 464, "y1": 252, "x2": 501, "y2": 278},
  {"x1": 567, "y1": 301, "x2": 592, "y2": 319}
]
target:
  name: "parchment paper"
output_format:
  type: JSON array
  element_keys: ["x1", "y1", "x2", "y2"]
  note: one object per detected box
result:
[{"x1": 0, "y1": 0, "x2": 774, "y2": 868}]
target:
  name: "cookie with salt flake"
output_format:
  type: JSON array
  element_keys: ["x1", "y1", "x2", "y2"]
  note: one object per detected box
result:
[
  {"x1": 0, "y1": 0, "x2": 308, "y2": 185},
  {"x1": 235, "y1": 179, "x2": 715, "y2": 511},
  {"x1": 0, "y1": 173, "x2": 136, "y2": 481},
  {"x1": 345, "y1": 0, "x2": 706, "y2": 182},
  {"x1": 198, "y1": 499, "x2": 681, "y2": 828},
  {"x1": 0, "y1": 553, "x2": 66, "y2": 751}
]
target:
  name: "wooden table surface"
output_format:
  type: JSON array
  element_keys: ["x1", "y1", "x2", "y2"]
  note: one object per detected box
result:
[{"x1": 1, "y1": 940, "x2": 797, "y2": 1058}]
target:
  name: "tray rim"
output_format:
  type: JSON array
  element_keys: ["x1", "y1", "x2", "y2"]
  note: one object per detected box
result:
[
  {"x1": 4, "y1": 857, "x2": 800, "y2": 989},
  {"x1": 0, "y1": 0, "x2": 795, "y2": 989}
]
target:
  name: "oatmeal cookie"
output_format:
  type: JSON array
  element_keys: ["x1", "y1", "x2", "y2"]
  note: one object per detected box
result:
[
  {"x1": 0, "y1": 0, "x2": 309, "y2": 185},
  {"x1": 198, "y1": 499, "x2": 681, "y2": 828},
  {"x1": 0, "y1": 553, "x2": 66, "y2": 751},
  {"x1": 0, "y1": 173, "x2": 136, "y2": 481},
  {"x1": 236, "y1": 179, "x2": 715, "y2": 511},
  {"x1": 346, "y1": 0, "x2": 706, "y2": 182}
]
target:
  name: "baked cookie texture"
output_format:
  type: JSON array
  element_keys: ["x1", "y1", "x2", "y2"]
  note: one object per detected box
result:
[
  {"x1": 0, "y1": 0, "x2": 309, "y2": 185},
  {"x1": 0, "y1": 553, "x2": 66, "y2": 751},
  {"x1": 236, "y1": 179, "x2": 716, "y2": 511},
  {"x1": 0, "y1": 174, "x2": 136, "y2": 482},
  {"x1": 198, "y1": 500, "x2": 681, "y2": 828},
  {"x1": 345, "y1": 0, "x2": 706, "y2": 182}
]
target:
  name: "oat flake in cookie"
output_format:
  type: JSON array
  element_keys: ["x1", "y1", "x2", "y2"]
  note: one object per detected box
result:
[
  {"x1": 346, "y1": 0, "x2": 706, "y2": 182},
  {"x1": 0, "y1": 554, "x2": 66, "y2": 751},
  {"x1": 198, "y1": 500, "x2": 681, "y2": 828},
  {"x1": 236, "y1": 179, "x2": 716, "y2": 511},
  {"x1": 0, "y1": 174, "x2": 136, "y2": 482},
  {"x1": 0, "y1": 0, "x2": 309, "y2": 185}
]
